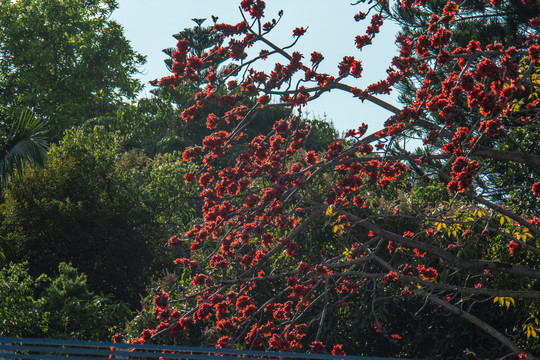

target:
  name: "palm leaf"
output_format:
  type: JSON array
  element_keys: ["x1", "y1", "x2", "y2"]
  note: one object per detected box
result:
[{"x1": 0, "y1": 109, "x2": 48, "y2": 182}]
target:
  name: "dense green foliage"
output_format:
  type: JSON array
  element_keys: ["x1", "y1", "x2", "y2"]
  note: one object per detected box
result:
[
  {"x1": 0, "y1": 126, "x2": 196, "y2": 305},
  {"x1": 0, "y1": 262, "x2": 131, "y2": 341},
  {"x1": 0, "y1": 263, "x2": 49, "y2": 338},
  {"x1": 0, "y1": 0, "x2": 145, "y2": 140}
]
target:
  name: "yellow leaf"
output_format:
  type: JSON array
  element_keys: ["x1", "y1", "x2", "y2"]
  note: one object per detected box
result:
[
  {"x1": 326, "y1": 206, "x2": 335, "y2": 217},
  {"x1": 500, "y1": 216, "x2": 505, "y2": 225},
  {"x1": 523, "y1": 323, "x2": 537, "y2": 339},
  {"x1": 463, "y1": 349, "x2": 476, "y2": 356},
  {"x1": 494, "y1": 297, "x2": 514, "y2": 309}
]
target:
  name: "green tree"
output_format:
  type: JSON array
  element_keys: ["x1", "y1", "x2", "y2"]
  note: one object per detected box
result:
[
  {"x1": 2, "y1": 128, "x2": 149, "y2": 303},
  {"x1": 1, "y1": 126, "x2": 198, "y2": 305},
  {"x1": 0, "y1": 263, "x2": 48, "y2": 338},
  {"x1": 0, "y1": 0, "x2": 145, "y2": 140},
  {"x1": 43, "y1": 262, "x2": 132, "y2": 341},
  {"x1": 0, "y1": 262, "x2": 132, "y2": 341}
]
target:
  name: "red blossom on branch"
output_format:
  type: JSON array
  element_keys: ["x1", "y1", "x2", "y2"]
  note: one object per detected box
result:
[{"x1": 131, "y1": 1, "x2": 540, "y2": 357}]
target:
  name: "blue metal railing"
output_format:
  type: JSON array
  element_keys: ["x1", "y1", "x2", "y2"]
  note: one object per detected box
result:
[{"x1": 0, "y1": 337, "x2": 409, "y2": 360}]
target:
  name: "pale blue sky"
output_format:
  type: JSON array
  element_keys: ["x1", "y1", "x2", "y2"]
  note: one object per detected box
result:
[{"x1": 112, "y1": 1, "x2": 401, "y2": 132}]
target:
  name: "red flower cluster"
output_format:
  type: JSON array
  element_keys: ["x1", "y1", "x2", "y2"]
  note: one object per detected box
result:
[
  {"x1": 240, "y1": 0, "x2": 266, "y2": 19},
  {"x1": 507, "y1": 240, "x2": 524, "y2": 254},
  {"x1": 533, "y1": 182, "x2": 540, "y2": 196},
  {"x1": 447, "y1": 157, "x2": 478, "y2": 192}
]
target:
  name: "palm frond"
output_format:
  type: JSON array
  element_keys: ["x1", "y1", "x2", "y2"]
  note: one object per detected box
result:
[{"x1": 0, "y1": 109, "x2": 48, "y2": 182}]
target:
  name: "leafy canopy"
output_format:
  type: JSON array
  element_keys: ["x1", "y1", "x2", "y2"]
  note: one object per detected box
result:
[{"x1": 0, "y1": 0, "x2": 145, "y2": 140}]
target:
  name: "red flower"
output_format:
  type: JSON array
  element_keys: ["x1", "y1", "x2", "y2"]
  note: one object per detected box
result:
[
  {"x1": 293, "y1": 27, "x2": 307, "y2": 36},
  {"x1": 401, "y1": 289, "x2": 413, "y2": 298},
  {"x1": 305, "y1": 151, "x2": 318, "y2": 165},
  {"x1": 354, "y1": 12, "x2": 366, "y2": 21},
  {"x1": 112, "y1": 333, "x2": 122, "y2": 343},
  {"x1": 294, "y1": 92, "x2": 308, "y2": 107},
  {"x1": 529, "y1": 44, "x2": 540, "y2": 62},
  {"x1": 417, "y1": 265, "x2": 438, "y2": 279},
  {"x1": 332, "y1": 344, "x2": 346, "y2": 356},
  {"x1": 258, "y1": 94, "x2": 271, "y2": 107},
  {"x1": 533, "y1": 182, "x2": 540, "y2": 196},
  {"x1": 183, "y1": 172, "x2": 196, "y2": 183},
  {"x1": 192, "y1": 273, "x2": 212, "y2": 286},
  {"x1": 206, "y1": 113, "x2": 220, "y2": 129},
  {"x1": 310, "y1": 341, "x2": 326, "y2": 353},
  {"x1": 153, "y1": 290, "x2": 169, "y2": 308},
  {"x1": 311, "y1": 51, "x2": 324, "y2": 65},
  {"x1": 240, "y1": 0, "x2": 266, "y2": 19},
  {"x1": 195, "y1": 302, "x2": 213, "y2": 320},
  {"x1": 326, "y1": 141, "x2": 344, "y2": 159},
  {"x1": 236, "y1": 296, "x2": 253, "y2": 310},
  {"x1": 298, "y1": 262, "x2": 312, "y2": 275},
  {"x1": 413, "y1": 248, "x2": 426, "y2": 257},
  {"x1": 182, "y1": 146, "x2": 202, "y2": 162},
  {"x1": 210, "y1": 254, "x2": 230, "y2": 269},
  {"x1": 355, "y1": 35, "x2": 372, "y2": 49},
  {"x1": 447, "y1": 156, "x2": 478, "y2": 192},
  {"x1": 216, "y1": 336, "x2": 230, "y2": 349},
  {"x1": 507, "y1": 240, "x2": 524, "y2": 254},
  {"x1": 383, "y1": 271, "x2": 398, "y2": 284}
]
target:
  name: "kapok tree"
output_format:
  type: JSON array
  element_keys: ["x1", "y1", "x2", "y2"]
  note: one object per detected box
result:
[{"x1": 125, "y1": 0, "x2": 540, "y2": 358}]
